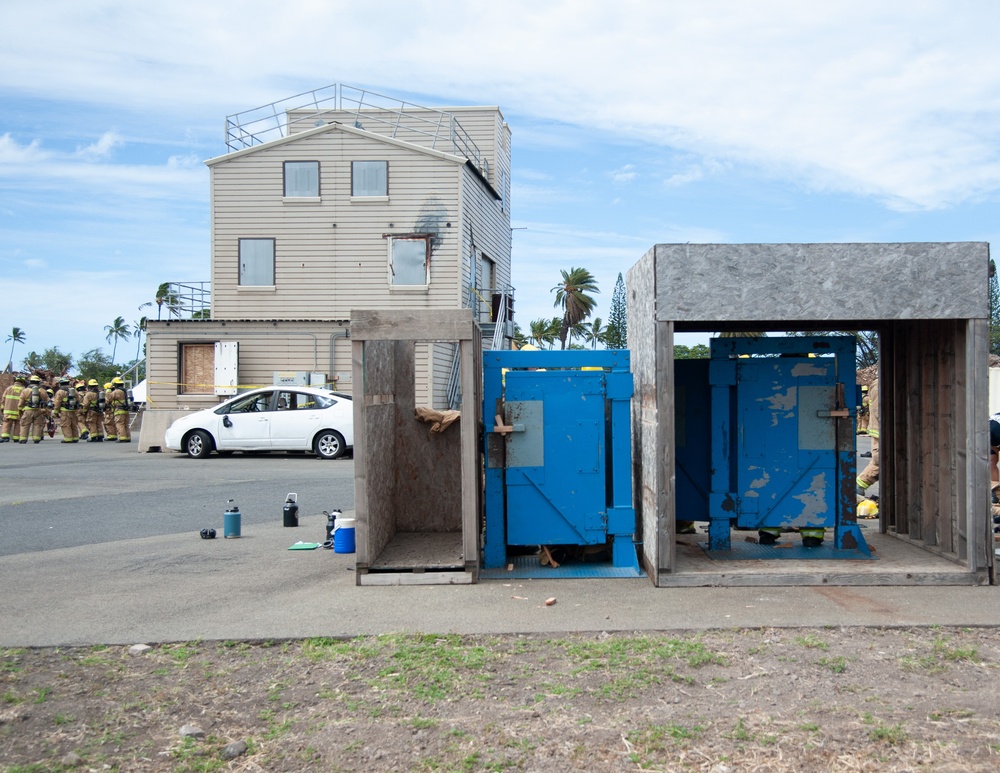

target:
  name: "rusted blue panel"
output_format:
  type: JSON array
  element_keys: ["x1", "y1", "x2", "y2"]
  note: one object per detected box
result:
[{"x1": 701, "y1": 335, "x2": 870, "y2": 556}]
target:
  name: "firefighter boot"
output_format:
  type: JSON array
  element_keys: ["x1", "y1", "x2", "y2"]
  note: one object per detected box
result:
[{"x1": 800, "y1": 528, "x2": 826, "y2": 548}]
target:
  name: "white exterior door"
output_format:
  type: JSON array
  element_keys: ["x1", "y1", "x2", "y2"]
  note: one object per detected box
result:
[{"x1": 215, "y1": 342, "x2": 238, "y2": 396}]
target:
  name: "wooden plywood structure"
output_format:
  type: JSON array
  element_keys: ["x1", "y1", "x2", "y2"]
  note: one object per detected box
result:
[
  {"x1": 350, "y1": 309, "x2": 482, "y2": 585},
  {"x1": 627, "y1": 242, "x2": 994, "y2": 587}
]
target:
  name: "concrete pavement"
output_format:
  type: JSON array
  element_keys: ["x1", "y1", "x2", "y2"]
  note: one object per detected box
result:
[{"x1": 3, "y1": 510, "x2": 999, "y2": 647}]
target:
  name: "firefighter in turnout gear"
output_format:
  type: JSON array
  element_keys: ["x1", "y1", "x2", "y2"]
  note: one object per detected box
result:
[
  {"x1": 18, "y1": 375, "x2": 48, "y2": 444},
  {"x1": 109, "y1": 377, "x2": 130, "y2": 442},
  {"x1": 44, "y1": 389, "x2": 56, "y2": 438},
  {"x1": 857, "y1": 384, "x2": 870, "y2": 434},
  {"x1": 857, "y1": 377, "x2": 880, "y2": 498},
  {"x1": 102, "y1": 382, "x2": 116, "y2": 441},
  {"x1": 75, "y1": 380, "x2": 90, "y2": 440},
  {"x1": 53, "y1": 377, "x2": 82, "y2": 443},
  {"x1": 2, "y1": 373, "x2": 26, "y2": 442},
  {"x1": 82, "y1": 379, "x2": 104, "y2": 441}
]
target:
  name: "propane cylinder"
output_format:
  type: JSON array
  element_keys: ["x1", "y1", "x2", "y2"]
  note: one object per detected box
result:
[
  {"x1": 283, "y1": 493, "x2": 299, "y2": 527},
  {"x1": 224, "y1": 500, "x2": 241, "y2": 538}
]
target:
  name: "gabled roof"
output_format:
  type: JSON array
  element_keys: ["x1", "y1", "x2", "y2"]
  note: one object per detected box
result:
[{"x1": 205, "y1": 120, "x2": 469, "y2": 168}]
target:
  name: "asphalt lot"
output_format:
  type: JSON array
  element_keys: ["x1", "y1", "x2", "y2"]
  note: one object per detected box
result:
[
  {"x1": 1, "y1": 434, "x2": 998, "y2": 648},
  {"x1": 0, "y1": 439, "x2": 355, "y2": 556}
]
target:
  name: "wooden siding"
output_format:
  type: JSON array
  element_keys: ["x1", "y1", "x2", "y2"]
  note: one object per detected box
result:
[
  {"x1": 883, "y1": 319, "x2": 991, "y2": 575},
  {"x1": 285, "y1": 106, "x2": 507, "y2": 189},
  {"x1": 209, "y1": 128, "x2": 471, "y2": 320},
  {"x1": 460, "y1": 167, "x2": 512, "y2": 311},
  {"x1": 144, "y1": 319, "x2": 351, "y2": 411}
]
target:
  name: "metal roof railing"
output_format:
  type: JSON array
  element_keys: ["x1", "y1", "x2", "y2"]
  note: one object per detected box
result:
[{"x1": 224, "y1": 83, "x2": 488, "y2": 178}]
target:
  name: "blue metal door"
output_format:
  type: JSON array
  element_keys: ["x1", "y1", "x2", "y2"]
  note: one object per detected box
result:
[
  {"x1": 705, "y1": 336, "x2": 869, "y2": 555},
  {"x1": 503, "y1": 370, "x2": 607, "y2": 546},
  {"x1": 734, "y1": 357, "x2": 838, "y2": 531},
  {"x1": 482, "y1": 349, "x2": 638, "y2": 571}
]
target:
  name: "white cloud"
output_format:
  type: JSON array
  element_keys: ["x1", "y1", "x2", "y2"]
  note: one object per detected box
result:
[
  {"x1": 4, "y1": 2, "x2": 997, "y2": 209},
  {"x1": 664, "y1": 167, "x2": 704, "y2": 188},
  {"x1": 76, "y1": 130, "x2": 124, "y2": 160},
  {"x1": 1, "y1": 0, "x2": 998, "y2": 353},
  {"x1": 0, "y1": 133, "x2": 48, "y2": 163},
  {"x1": 610, "y1": 164, "x2": 637, "y2": 184}
]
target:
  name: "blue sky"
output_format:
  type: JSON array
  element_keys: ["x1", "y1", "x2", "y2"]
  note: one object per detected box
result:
[{"x1": 2, "y1": 0, "x2": 1000, "y2": 366}]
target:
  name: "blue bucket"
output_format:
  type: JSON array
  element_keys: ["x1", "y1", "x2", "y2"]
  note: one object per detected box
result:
[{"x1": 333, "y1": 518, "x2": 356, "y2": 554}]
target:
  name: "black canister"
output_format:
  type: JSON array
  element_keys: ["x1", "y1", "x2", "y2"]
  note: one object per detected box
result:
[{"x1": 282, "y1": 493, "x2": 299, "y2": 527}]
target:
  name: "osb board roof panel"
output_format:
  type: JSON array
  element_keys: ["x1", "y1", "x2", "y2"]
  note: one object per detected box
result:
[{"x1": 650, "y1": 242, "x2": 990, "y2": 322}]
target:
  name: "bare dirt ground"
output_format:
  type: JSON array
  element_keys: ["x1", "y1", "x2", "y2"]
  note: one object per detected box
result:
[{"x1": 2, "y1": 626, "x2": 999, "y2": 772}]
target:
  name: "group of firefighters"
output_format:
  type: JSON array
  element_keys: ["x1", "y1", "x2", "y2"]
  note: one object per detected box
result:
[{"x1": 1, "y1": 374, "x2": 132, "y2": 444}]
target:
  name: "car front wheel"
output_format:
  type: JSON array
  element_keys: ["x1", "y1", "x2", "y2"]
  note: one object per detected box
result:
[
  {"x1": 313, "y1": 430, "x2": 346, "y2": 460},
  {"x1": 185, "y1": 430, "x2": 214, "y2": 459}
]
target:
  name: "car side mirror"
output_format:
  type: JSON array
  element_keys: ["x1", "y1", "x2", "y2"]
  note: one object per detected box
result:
[{"x1": 223, "y1": 415, "x2": 233, "y2": 428}]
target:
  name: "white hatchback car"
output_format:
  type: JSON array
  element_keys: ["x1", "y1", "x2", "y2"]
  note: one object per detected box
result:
[{"x1": 164, "y1": 386, "x2": 353, "y2": 459}]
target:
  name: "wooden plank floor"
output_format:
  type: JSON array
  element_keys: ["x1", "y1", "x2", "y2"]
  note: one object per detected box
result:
[
  {"x1": 369, "y1": 532, "x2": 465, "y2": 570},
  {"x1": 661, "y1": 522, "x2": 988, "y2": 586}
]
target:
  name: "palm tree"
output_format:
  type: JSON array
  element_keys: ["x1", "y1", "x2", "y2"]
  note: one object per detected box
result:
[
  {"x1": 551, "y1": 267, "x2": 599, "y2": 350},
  {"x1": 528, "y1": 318, "x2": 550, "y2": 349},
  {"x1": 141, "y1": 282, "x2": 182, "y2": 320},
  {"x1": 568, "y1": 320, "x2": 589, "y2": 348},
  {"x1": 528, "y1": 318, "x2": 561, "y2": 349},
  {"x1": 133, "y1": 316, "x2": 148, "y2": 363},
  {"x1": 22, "y1": 350, "x2": 43, "y2": 371},
  {"x1": 586, "y1": 317, "x2": 605, "y2": 349},
  {"x1": 5, "y1": 327, "x2": 25, "y2": 372},
  {"x1": 104, "y1": 317, "x2": 132, "y2": 364}
]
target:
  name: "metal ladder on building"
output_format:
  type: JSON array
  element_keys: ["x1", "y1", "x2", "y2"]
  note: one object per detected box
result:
[{"x1": 445, "y1": 285, "x2": 513, "y2": 409}]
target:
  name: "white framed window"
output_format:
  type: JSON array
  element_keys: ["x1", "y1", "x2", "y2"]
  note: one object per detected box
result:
[
  {"x1": 239, "y1": 238, "x2": 275, "y2": 286},
  {"x1": 283, "y1": 161, "x2": 319, "y2": 197},
  {"x1": 352, "y1": 161, "x2": 388, "y2": 197},
  {"x1": 386, "y1": 235, "x2": 431, "y2": 287}
]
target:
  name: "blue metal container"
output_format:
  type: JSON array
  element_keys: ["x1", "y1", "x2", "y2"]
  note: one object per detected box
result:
[{"x1": 223, "y1": 501, "x2": 241, "y2": 538}]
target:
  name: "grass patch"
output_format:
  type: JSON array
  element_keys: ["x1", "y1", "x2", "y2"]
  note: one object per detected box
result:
[
  {"x1": 373, "y1": 634, "x2": 494, "y2": 702},
  {"x1": 795, "y1": 634, "x2": 828, "y2": 650},
  {"x1": 627, "y1": 722, "x2": 706, "y2": 766},
  {"x1": 817, "y1": 656, "x2": 847, "y2": 673},
  {"x1": 870, "y1": 722, "x2": 908, "y2": 745},
  {"x1": 900, "y1": 634, "x2": 981, "y2": 673}
]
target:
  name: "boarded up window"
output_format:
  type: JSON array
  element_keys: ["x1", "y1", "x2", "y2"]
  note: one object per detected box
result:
[
  {"x1": 180, "y1": 344, "x2": 214, "y2": 394},
  {"x1": 387, "y1": 235, "x2": 430, "y2": 286}
]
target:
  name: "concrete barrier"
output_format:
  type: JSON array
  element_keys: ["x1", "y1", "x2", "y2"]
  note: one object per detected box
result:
[{"x1": 137, "y1": 409, "x2": 197, "y2": 453}]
